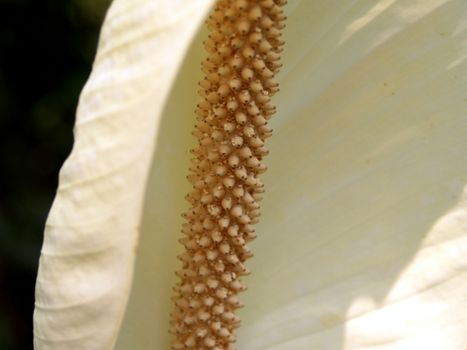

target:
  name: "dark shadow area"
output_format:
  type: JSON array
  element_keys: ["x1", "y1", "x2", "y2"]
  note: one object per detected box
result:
[{"x1": 0, "y1": 1, "x2": 110, "y2": 348}]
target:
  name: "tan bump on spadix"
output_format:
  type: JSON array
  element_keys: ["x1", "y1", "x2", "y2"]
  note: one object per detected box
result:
[{"x1": 170, "y1": 0, "x2": 287, "y2": 349}]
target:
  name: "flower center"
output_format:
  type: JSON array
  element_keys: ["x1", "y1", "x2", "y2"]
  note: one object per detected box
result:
[{"x1": 170, "y1": 1, "x2": 287, "y2": 348}]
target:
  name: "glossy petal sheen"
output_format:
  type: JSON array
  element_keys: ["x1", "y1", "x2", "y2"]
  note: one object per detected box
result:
[
  {"x1": 33, "y1": 0, "x2": 215, "y2": 349},
  {"x1": 36, "y1": 0, "x2": 467, "y2": 349}
]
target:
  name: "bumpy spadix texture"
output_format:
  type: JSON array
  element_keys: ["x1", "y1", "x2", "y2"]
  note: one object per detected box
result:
[{"x1": 170, "y1": 0, "x2": 286, "y2": 348}]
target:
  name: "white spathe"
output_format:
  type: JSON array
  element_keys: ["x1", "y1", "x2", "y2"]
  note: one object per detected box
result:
[{"x1": 34, "y1": 0, "x2": 467, "y2": 349}]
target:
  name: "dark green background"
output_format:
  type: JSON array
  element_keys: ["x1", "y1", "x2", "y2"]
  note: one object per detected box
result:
[{"x1": 0, "y1": 0, "x2": 110, "y2": 348}]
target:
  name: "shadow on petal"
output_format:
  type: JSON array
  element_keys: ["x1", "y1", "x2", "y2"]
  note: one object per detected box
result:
[{"x1": 114, "y1": 27, "x2": 207, "y2": 349}]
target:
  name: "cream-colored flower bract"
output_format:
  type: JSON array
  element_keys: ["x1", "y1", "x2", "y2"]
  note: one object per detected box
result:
[{"x1": 34, "y1": 0, "x2": 467, "y2": 349}]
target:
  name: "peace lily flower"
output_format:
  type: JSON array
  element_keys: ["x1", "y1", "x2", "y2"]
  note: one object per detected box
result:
[{"x1": 34, "y1": 0, "x2": 467, "y2": 349}]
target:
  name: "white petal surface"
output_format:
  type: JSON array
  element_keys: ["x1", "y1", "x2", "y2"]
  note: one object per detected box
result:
[
  {"x1": 33, "y1": 0, "x2": 214, "y2": 349},
  {"x1": 116, "y1": 0, "x2": 467, "y2": 349},
  {"x1": 239, "y1": 0, "x2": 467, "y2": 349}
]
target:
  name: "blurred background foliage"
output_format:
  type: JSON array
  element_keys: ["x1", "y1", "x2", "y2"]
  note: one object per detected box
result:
[{"x1": 0, "y1": 0, "x2": 111, "y2": 348}]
